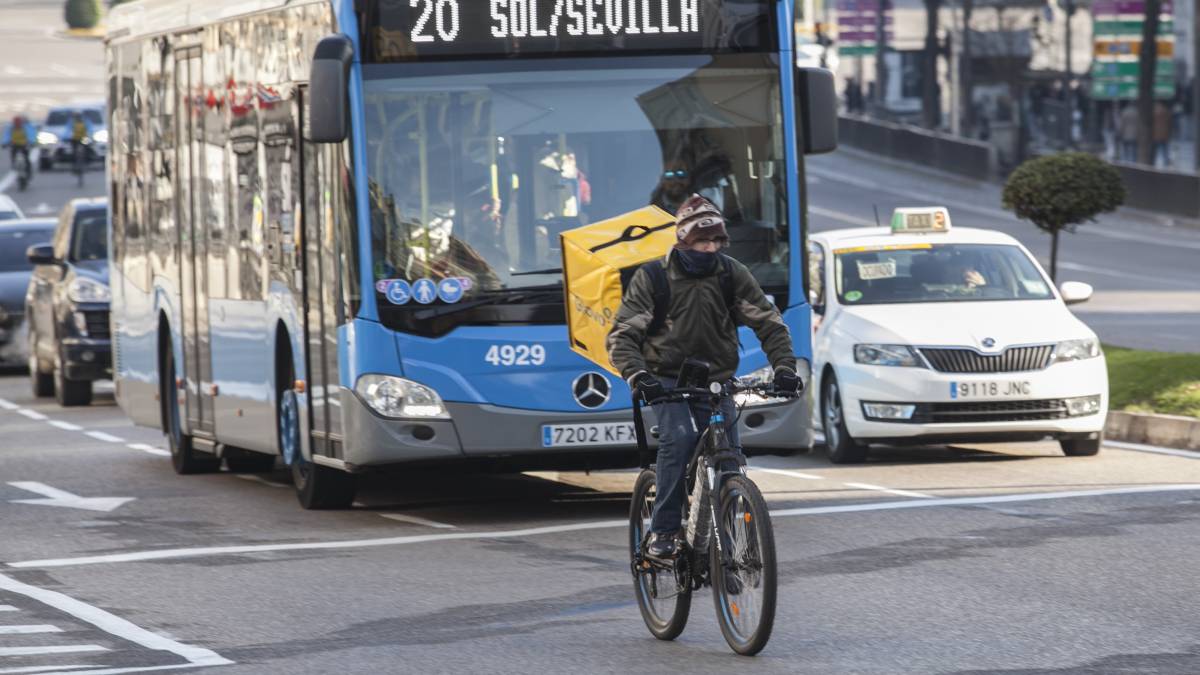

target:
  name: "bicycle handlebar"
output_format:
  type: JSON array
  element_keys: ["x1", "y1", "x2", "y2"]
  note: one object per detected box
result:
[{"x1": 646, "y1": 380, "x2": 801, "y2": 405}]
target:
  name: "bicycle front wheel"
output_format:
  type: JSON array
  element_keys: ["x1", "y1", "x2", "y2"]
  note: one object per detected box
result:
[
  {"x1": 711, "y1": 474, "x2": 777, "y2": 656},
  {"x1": 629, "y1": 469, "x2": 691, "y2": 641}
]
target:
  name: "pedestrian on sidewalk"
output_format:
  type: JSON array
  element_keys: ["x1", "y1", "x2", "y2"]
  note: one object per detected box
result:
[
  {"x1": 1118, "y1": 103, "x2": 1138, "y2": 162},
  {"x1": 1152, "y1": 101, "x2": 1171, "y2": 168}
]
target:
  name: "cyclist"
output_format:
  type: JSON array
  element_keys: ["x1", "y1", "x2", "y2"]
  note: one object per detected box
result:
[
  {"x1": 607, "y1": 194, "x2": 801, "y2": 559},
  {"x1": 68, "y1": 111, "x2": 92, "y2": 167},
  {"x1": 2, "y1": 115, "x2": 36, "y2": 172}
]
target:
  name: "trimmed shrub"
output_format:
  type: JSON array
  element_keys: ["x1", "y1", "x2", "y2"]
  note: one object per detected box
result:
[
  {"x1": 1001, "y1": 152, "x2": 1126, "y2": 281},
  {"x1": 64, "y1": 0, "x2": 102, "y2": 29}
]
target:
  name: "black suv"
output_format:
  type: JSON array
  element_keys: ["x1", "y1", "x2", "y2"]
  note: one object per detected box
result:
[
  {"x1": 25, "y1": 198, "x2": 110, "y2": 406},
  {"x1": 0, "y1": 219, "x2": 56, "y2": 366}
]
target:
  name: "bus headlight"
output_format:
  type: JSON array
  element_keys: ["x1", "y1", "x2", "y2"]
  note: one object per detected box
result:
[
  {"x1": 354, "y1": 374, "x2": 449, "y2": 419},
  {"x1": 92, "y1": 129, "x2": 108, "y2": 144},
  {"x1": 68, "y1": 278, "x2": 110, "y2": 303}
]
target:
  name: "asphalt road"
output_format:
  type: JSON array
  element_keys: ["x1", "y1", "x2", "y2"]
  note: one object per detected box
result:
[
  {"x1": 806, "y1": 150, "x2": 1200, "y2": 353},
  {"x1": 2, "y1": 373, "x2": 1199, "y2": 674}
]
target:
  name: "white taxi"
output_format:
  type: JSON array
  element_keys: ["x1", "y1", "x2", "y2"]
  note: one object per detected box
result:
[{"x1": 808, "y1": 207, "x2": 1107, "y2": 463}]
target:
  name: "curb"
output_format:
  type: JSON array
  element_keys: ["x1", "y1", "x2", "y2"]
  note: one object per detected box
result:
[
  {"x1": 58, "y1": 27, "x2": 106, "y2": 40},
  {"x1": 1106, "y1": 411, "x2": 1200, "y2": 453}
]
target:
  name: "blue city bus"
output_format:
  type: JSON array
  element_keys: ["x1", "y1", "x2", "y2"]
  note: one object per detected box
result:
[{"x1": 106, "y1": 0, "x2": 836, "y2": 508}]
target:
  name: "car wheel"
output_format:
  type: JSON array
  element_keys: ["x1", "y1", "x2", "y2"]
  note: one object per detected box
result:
[
  {"x1": 822, "y1": 374, "x2": 868, "y2": 464},
  {"x1": 53, "y1": 356, "x2": 92, "y2": 407},
  {"x1": 28, "y1": 327, "x2": 54, "y2": 398},
  {"x1": 1060, "y1": 437, "x2": 1102, "y2": 457},
  {"x1": 38, "y1": 157, "x2": 52, "y2": 171}
]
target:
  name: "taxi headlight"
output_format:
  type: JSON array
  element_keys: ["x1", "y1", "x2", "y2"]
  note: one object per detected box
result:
[
  {"x1": 37, "y1": 131, "x2": 59, "y2": 145},
  {"x1": 68, "y1": 278, "x2": 110, "y2": 303},
  {"x1": 854, "y1": 344, "x2": 923, "y2": 367},
  {"x1": 1065, "y1": 395, "x2": 1102, "y2": 417},
  {"x1": 354, "y1": 374, "x2": 449, "y2": 419},
  {"x1": 92, "y1": 129, "x2": 108, "y2": 144},
  {"x1": 1055, "y1": 339, "x2": 1100, "y2": 363}
]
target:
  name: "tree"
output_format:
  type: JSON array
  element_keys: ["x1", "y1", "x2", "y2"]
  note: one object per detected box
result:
[
  {"x1": 64, "y1": 0, "x2": 101, "y2": 29},
  {"x1": 922, "y1": 0, "x2": 943, "y2": 129},
  {"x1": 1001, "y1": 152, "x2": 1125, "y2": 281},
  {"x1": 1135, "y1": 0, "x2": 1161, "y2": 165}
]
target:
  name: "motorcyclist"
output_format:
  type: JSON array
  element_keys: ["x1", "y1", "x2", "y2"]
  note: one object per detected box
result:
[
  {"x1": 607, "y1": 194, "x2": 801, "y2": 558},
  {"x1": 2, "y1": 115, "x2": 36, "y2": 175}
]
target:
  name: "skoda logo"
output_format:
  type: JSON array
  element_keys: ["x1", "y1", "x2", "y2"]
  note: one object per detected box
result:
[
  {"x1": 982, "y1": 337, "x2": 997, "y2": 349},
  {"x1": 572, "y1": 372, "x2": 611, "y2": 409}
]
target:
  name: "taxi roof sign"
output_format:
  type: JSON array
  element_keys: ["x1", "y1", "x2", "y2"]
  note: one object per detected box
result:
[{"x1": 890, "y1": 207, "x2": 951, "y2": 234}]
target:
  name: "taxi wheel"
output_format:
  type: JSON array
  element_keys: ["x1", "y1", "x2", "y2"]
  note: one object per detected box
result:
[
  {"x1": 822, "y1": 375, "x2": 868, "y2": 464},
  {"x1": 1060, "y1": 437, "x2": 1101, "y2": 457}
]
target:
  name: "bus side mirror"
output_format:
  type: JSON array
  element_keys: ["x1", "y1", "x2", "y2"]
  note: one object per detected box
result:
[
  {"x1": 797, "y1": 68, "x2": 838, "y2": 155},
  {"x1": 309, "y1": 34, "x2": 354, "y2": 143}
]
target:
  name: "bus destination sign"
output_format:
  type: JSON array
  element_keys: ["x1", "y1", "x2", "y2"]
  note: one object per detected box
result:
[{"x1": 366, "y1": 0, "x2": 775, "y2": 60}]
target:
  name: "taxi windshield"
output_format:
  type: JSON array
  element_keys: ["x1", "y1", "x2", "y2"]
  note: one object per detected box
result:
[{"x1": 834, "y1": 243, "x2": 1054, "y2": 305}]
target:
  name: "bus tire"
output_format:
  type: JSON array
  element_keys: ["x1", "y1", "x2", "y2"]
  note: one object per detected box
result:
[
  {"x1": 162, "y1": 343, "x2": 218, "y2": 474},
  {"x1": 277, "y1": 341, "x2": 355, "y2": 509}
]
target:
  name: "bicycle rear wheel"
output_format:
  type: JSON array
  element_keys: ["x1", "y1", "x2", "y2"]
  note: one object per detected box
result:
[
  {"x1": 711, "y1": 474, "x2": 777, "y2": 656},
  {"x1": 629, "y1": 469, "x2": 691, "y2": 640}
]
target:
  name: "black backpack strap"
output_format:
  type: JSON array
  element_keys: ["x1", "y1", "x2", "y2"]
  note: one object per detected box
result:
[
  {"x1": 718, "y1": 254, "x2": 739, "y2": 326},
  {"x1": 643, "y1": 260, "x2": 671, "y2": 337}
]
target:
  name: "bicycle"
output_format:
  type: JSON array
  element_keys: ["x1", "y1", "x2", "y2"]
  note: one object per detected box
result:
[
  {"x1": 628, "y1": 377, "x2": 799, "y2": 656},
  {"x1": 71, "y1": 141, "x2": 87, "y2": 187}
]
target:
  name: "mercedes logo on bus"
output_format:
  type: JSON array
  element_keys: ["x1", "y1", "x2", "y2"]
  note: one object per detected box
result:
[{"x1": 572, "y1": 372, "x2": 611, "y2": 409}]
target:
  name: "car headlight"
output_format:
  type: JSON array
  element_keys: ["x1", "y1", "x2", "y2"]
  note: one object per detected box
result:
[
  {"x1": 92, "y1": 129, "x2": 108, "y2": 144},
  {"x1": 354, "y1": 374, "x2": 449, "y2": 419},
  {"x1": 68, "y1": 278, "x2": 110, "y2": 303},
  {"x1": 853, "y1": 344, "x2": 923, "y2": 367},
  {"x1": 733, "y1": 366, "x2": 788, "y2": 407},
  {"x1": 1055, "y1": 338, "x2": 1100, "y2": 363},
  {"x1": 37, "y1": 131, "x2": 59, "y2": 145}
]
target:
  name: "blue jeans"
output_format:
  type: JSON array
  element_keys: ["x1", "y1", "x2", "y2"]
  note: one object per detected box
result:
[{"x1": 649, "y1": 376, "x2": 741, "y2": 535}]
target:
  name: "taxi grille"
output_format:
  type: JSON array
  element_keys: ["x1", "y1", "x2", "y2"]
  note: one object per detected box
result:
[
  {"x1": 919, "y1": 345, "x2": 1054, "y2": 373},
  {"x1": 912, "y1": 399, "x2": 1069, "y2": 424},
  {"x1": 83, "y1": 310, "x2": 110, "y2": 340}
]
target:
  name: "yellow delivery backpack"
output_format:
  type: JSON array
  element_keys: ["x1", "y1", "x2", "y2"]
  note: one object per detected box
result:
[{"x1": 560, "y1": 205, "x2": 676, "y2": 376}]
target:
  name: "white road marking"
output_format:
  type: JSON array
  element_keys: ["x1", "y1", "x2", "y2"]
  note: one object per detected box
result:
[
  {"x1": 17, "y1": 409, "x2": 47, "y2": 421},
  {"x1": 0, "y1": 399, "x2": 19, "y2": 411},
  {"x1": 233, "y1": 475, "x2": 289, "y2": 489},
  {"x1": 810, "y1": 205, "x2": 877, "y2": 228},
  {"x1": 0, "y1": 605, "x2": 16, "y2": 611},
  {"x1": 8, "y1": 482, "x2": 135, "y2": 513},
  {"x1": 0, "y1": 573, "x2": 232, "y2": 668},
  {"x1": 48, "y1": 420, "x2": 84, "y2": 431},
  {"x1": 0, "y1": 171, "x2": 13, "y2": 193},
  {"x1": 49, "y1": 64, "x2": 79, "y2": 77},
  {"x1": 0, "y1": 662, "x2": 102, "y2": 667},
  {"x1": 1105, "y1": 440, "x2": 1199, "y2": 459},
  {"x1": 843, "y1": 482, "x2": 935, "y2": 499},
  {"x1": 0, "y1": 646, "x2": 108, "y2": 657},
  {"x1": 379, "y1": 513, "x2": 457, "y2": 529},
  {"x1": 753, "y1": 467, "x2": 826, "y2": 481},
  {"x1": 0, "y1": 624, "x2": 62, "y2": 634},
  {"x1": 12, "y1": 484, "x2": 1200, "y2": 570},
  {"x1": 127, "y1": 444, "x2": 169, "y2": 457},
  {"x1": 84, "y1": 431, "x2": 125, "y2": 443}
]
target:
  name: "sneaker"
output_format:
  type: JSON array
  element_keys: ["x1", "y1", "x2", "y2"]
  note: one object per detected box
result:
[{"x1": 646, "y1": 531, "x2": 679, "y2": 559}]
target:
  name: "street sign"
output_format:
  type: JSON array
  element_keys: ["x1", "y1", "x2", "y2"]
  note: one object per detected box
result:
[{"x1": 1090, "y1": 80, "x2": 1175, "y2": 99}]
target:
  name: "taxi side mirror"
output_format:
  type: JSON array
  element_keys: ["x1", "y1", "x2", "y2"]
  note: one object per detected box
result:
[{"x1": 1059, "y1": 281, "x2": 1093, "y2": 305}]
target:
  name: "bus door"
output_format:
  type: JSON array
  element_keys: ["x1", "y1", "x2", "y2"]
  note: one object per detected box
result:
[
  {"x1": 174, "y1": 47, "x2": 215, "y2": 436},
  {"x1": 295, "y1": 87, "x2": 341, "y2": 456}
]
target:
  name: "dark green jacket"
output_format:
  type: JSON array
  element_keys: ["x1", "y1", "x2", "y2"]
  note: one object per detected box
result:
[{"x1": 606, "y1": 250, "x2": 796, "y2": 384}]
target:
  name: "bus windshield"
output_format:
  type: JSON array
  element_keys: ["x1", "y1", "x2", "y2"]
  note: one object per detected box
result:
[{"x1": 363, "y1": 53, "x2": 789, "y2": 305}]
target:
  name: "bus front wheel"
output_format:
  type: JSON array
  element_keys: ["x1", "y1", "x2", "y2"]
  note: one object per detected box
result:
[{"x1": 278, "y1": 372, "x2": 356, "y2": 509}]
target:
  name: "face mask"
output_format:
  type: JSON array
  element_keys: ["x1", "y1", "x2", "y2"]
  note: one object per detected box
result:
[{"x1": 676, "y1": 248, "x2": 718, "y2": 277}]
